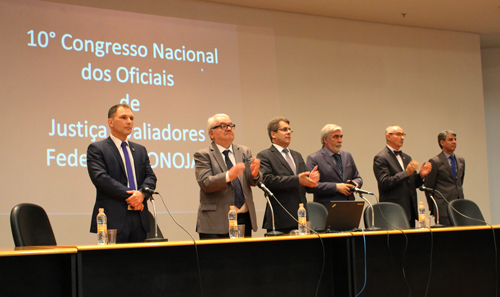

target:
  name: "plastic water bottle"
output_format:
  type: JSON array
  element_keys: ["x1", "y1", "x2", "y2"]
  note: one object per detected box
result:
[
  {"x1": 298, "y1": 203, "x2": 307, "y2": 235},
  {"x1": 228, "y1": 206, "x2": 238, "y2": 239},
  {"x1": 97, "y1": 208, "x2": 108, "y2": 245},
  {"x1": 418, "y1": 201, "x2": 426, "y2": 228}
]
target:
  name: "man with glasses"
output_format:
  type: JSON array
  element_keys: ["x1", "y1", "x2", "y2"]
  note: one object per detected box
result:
[
  {"x1": 257, "y1": 117, "x2": 319, "y2": 234},
  {"x1": 424, "y1": 130, "x2": 465, "y2": 226},
  {"x1": 306, "y1": 124, "x2": 363, "y2": 210},
  {"x1": 194, "y1": 114, "x2": 261, "y2": 239},
  {"x1": 373, "y1": 125, "x2": 432, "y2": 227}
]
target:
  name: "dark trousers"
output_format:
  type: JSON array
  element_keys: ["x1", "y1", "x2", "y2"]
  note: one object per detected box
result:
[{"x1": 116, "y1": 211, "x2": 147, "y2": 243}]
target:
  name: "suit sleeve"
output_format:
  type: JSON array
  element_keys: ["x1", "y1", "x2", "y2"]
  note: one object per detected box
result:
[
  {"x1": 373, "y1": 154, "x2": 409, "y2": 192},
  {"x1": 424, "y1": 158, "x2": 438, "y2": 214},
  {"x1": 460, "y1": 157, "x2": 465, "y2": 185},
  {"x1": 136, "y1": 147, "x2": 157, "y2": 200},
  {"x1": 194, "y1": 150, "x2": 229, "y2": 193},
  {"x1": 257, "y1": 151, "x2": 300, "y2": 192},
  {"x1": 306, "y1": 154, "x2": 337, "y2": 195},
  {"x1": 87, "y1": 143, "x2": 130, "y2": 201},
  {"x1": 243, "y1": 149, "x2": 262, "y2": 186},
  {"x1": 349, "y1": 156, "x2": 363, "y2": 188}
]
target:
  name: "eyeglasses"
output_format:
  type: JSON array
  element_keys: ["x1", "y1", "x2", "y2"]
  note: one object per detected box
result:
[
  {"x1": 275, "y1": 128, "x2": 293, "y2": 133},
  {"x1": 211, "y1": 123, "x2": 236, "y2": 131},
  {"x1": 389, "y1": 132, "x2": 406, "y2": 137}
]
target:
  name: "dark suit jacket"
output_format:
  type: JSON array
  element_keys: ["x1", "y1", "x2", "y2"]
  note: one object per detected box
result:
[
  {"x1": 87, "y1": 137, "x2": 157, "y2": 233},
  {"x1": 306, "y1": 147, "x2": 363, "y2": 209},
  {"x1": 424, "y1": 151, "x2": 465, "y2": 225},
  {"x1": 373, "y1": 146, "x2": 423, "y2": 223},
  {"x1": 194, "y1": 142, "x2": 261, "y2": 234},
  {"x1": 257, "y1": 145, "x2": 308, "y2": 230}
]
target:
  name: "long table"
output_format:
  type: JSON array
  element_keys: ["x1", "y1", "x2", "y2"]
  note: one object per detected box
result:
[
  {"x1": 0, "y1": 246, "x2": 77, "y2": 297},
  {"x1": 1, "y1": 226, "x2": 498, "y2": 297},
  {"x1": 351, "y1": 226, "x2": 499, "y2": 296}
]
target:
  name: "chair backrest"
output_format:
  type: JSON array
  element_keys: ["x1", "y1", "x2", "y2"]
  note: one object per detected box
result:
[
  {"x1": 448, "y1": 199, "x2": 486, "y2": 226},
  {"x1": 364, "y1": 202, "x2": 410, "y2": 230},
  {"x1": 146, "y1": 211, "x2": 164, "y2": 239},
  {"x1": 306, "y1": 202, "x2": 328, "y2": 232},
  {"x1": 10, "y1": 203, "x2": 57, "y2": 247}
]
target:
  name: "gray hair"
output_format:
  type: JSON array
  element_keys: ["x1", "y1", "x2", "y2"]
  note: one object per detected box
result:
[
  {"x1": 207, "y1": 113, "x2": 229, "y2": 131},
  {"x1": 438, "y1": 130, "x2": 456, "y2": 149},
  {"x1": 267, "y1": 117, "x2": 289, "y2": 142},
  {"x1": 320, "y1": 124, "x2": 342, "y2": 145},
  {"x1": 385, "y1": 125, "x2": 400, "y2": 135}
]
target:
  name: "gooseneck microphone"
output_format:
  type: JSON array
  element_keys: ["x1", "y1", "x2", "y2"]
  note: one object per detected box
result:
[
  {"x1": 351, "y1": 188, "x2": 380, "y2": 231},
  {"x1": 142, "y1": 188, "x2": 168, "y2": 242},
  {"x1": 418, "y1": 186, "x2": 445, "y2": 228},
  {"x1": 142, "y1": 187, "x2": 159, "y2": 195},
  {"x1": 257, "y1": 182, "x2": 283, "y2": 237},
  {"x1": 257, "y1": 182, "x2": 274, "y2": 197},
  {"x1": 349, "y1": 187, "x2": 374, "y2": 196}
]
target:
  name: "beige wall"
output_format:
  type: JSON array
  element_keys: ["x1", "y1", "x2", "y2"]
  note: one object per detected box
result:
[
  {"x1": 482, "y1": 47, "x2": 500, "y2": 224},
  {"x1": 0, "y1": 0, "x2": 489, "y2": 246}
]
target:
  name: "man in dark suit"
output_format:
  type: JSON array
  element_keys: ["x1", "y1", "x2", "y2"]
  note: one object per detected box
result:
[
  {"x1": 87, "y1": 104, "x2": 157, "y2": 243},
  {"x1": 373, "y1": 125, "x2": 432, "y2": 227},
  {"x1": 194, "y1": 114, "x2": 261, "y2": 239},
  {"x1": 307, "y1": 124, "x2": 363, "y2": 210},
  {"x1": 424, "y1": 130, "x2": 465, "y2": 226},
  {"x1": 257, "y1": 117, "x2": 319, "y2": 234}
]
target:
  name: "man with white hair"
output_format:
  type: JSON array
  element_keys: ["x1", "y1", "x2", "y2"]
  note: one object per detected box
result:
[
  {"x1": 194, "y1": 114, "x2": 261, "y2": 239},
  {"x1": 373, "y1": 125, "x2": 432, "y2": 227},
  {"x1": 306, "y1": 124, "x2": 363, "y2": 210}
]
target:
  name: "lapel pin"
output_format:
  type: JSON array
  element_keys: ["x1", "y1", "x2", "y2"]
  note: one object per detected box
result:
[{"x1": 131, "y1": 148, "x2": 135, "y2": 152}]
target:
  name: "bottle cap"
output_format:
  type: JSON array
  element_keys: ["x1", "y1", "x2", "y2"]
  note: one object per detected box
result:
[
  {"x1": 99, "y1": 208, "x2": 104, "y2": 212},
  {"x1": 230, "y1": 205, "x2": 235, "y2": 209},
  {"x1": 419, "y1": 201, "x2": 423, "y2": 205},
  {"x1": 299, "y1": 203, "x2": 304, "y2": 207}
]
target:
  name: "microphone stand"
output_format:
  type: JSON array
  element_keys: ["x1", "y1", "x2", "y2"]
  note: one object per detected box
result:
[
  {"x1": 263, "y1": 193, "x2": 284, "y2": 237},
  {"x1": 357, "y1": 193, "x2": 381, "y2": 231},
  {"x1": 427, "y1": 192, "x2": 446, "y2": 228},
  {"x1": 145, "y1": 196, "x2": 168, "y2": 242}
]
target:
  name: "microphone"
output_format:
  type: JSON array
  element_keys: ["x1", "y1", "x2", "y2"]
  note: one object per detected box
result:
[
  {"x1": 349, "y1": 187, "x2": 373, "y2": 195},
  {"x1": 352, "y1": 190, "x2": 380, "y2": 231},
  {"x1": 418, "y1": 186, "x2": 445, "y2": 228},
  {"x1": 419, "y1": 185, "x2": 433, "y2": 192},
  {"x1": 143, "y1": 188, "x2": 168, "y2": 242},
  {"x1": 142, "y1": 187, "x2": 159, "y2": 195},
  {"x1": 256, "y1": 182, "x2": 283, "y2": 237},
  {"x1": 257, "y1": 182, "x2": 274, "y2": 197}
]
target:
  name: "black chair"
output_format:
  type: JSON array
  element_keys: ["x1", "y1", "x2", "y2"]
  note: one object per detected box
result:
[
  {"x1": 364, "y1": 202, "x2": 410, "y2": 230},
  {"x1": 10, "y1": 203, "x2": 57, "y2": 247},
  {"x1": 306, "y1": 202, "x2": 328, "y2": 232},
  {"x1": 448, "y1": 199, "x2": 486, "y2": 226}
]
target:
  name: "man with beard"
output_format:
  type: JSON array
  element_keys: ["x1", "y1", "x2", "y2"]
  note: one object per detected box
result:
[{"x1": 306, "y1": 124, "x2": 363, "y2": 210}]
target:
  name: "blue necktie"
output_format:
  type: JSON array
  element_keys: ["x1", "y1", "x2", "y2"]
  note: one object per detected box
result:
[
  {"x1": 333, "y1": 154, "x2": 343, "y2": 180},
  {"x1": 223, "y1": 150, "x2": 245, "y2": 208},
  {"x1": 450, "y1": 155, "x2": 457, "y2": 180},
  {"x1": 121, "y1": 142, "x2": 136, "y2": 190}
]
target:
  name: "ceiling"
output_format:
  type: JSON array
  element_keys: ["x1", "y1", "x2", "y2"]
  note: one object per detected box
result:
[{"x1": 203, "y1": 0, "x2": 500, "y2": 48}]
